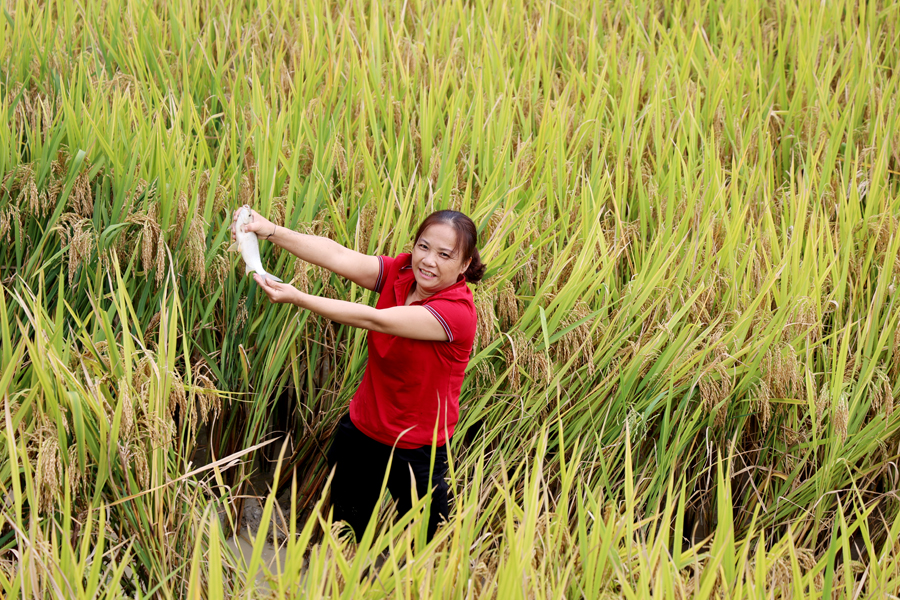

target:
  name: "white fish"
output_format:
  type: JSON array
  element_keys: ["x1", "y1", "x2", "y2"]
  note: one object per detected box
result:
[{"x1": 228, "y1": 206, "x2": 283, "y2": 283}]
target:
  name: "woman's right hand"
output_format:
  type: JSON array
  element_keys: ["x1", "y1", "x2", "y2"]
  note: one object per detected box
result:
[{"x1": 231, "y1": 206, "x2": 277, "y2": 242}]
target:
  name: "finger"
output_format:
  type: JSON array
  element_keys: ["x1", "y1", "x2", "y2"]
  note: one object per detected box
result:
[
  {"x1": 254, "y1": 275, "x2": 271, "y2": 299},
  {"x1": 255, "y1": 274, "x2": 275, "y2": 293}
]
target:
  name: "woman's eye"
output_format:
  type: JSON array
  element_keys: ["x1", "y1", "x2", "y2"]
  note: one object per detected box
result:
[{"x1": 440, "y1": 253, "x2": 450, "y2": 259}]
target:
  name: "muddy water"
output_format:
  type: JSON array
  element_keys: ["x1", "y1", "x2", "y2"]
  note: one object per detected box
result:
[
  {"x1": 226, "y1": 532, "x2": 291, "y2": 590},
  {"x1": 191, "y1": 430, "x2": 299, "y2": 589}
]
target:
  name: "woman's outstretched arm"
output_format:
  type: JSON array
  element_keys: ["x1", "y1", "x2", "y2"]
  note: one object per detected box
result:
[
  {"x1": 233, "y1": 208, "x2": 381, "y2": 290},
  {"x1": 253, "y1": 274, "x2": 448, "y2": 341}
]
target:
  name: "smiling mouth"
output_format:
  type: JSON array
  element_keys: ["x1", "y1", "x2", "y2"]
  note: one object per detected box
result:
[{"x1": 419, "y1": 268, "x2": 436, "y2": 278}]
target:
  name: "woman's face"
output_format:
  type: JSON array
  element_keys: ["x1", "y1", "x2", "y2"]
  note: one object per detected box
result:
[{"x1": 411, "y1": 223, "x2": 471, "y2": 297}]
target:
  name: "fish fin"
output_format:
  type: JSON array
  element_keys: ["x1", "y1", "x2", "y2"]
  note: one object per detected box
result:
[
  {"x1": 268, "y1": 275, "x2": 283, "y2": 283},
  {"x1": 227, "y1": 241, "x2": 239, "y2": 252},
  {"x1": 245, "y1": 264, "x2": 253, "y2": 276}
]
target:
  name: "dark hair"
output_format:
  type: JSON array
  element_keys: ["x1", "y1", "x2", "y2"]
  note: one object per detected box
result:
[{"x1": 413, "y1": 210, "x2": 487, "y2": 283}]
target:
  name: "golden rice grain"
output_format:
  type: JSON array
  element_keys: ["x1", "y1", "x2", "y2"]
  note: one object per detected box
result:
[
  {"x1": 236, "y1": 296, "x2": 248, "y2": 329},
  {"x1": 69, "y1": 168, "x2": 94, "y2": 218},
  {"x1": 815, "y1": 383, "x2": 830, "y2": 423},
  {"x1": 513, "y1": 245, "x2": 537, "y2": 292},
  {"x1": 871, "y1": 368, "x2": 893, "y2": 417},
  {"x1": 238, "y1": 173, "x2": 253, "y2": 207},
  {"x1": 834, "y1": 393, "x2": 849, "y2": 441},
  {"x1": 66, "y1": 445, "x2": 82, "y2": 496},
  {"x1": 192, "y1": 361, "x2": 221, "y2": 423},
  {"x1": 752, "y1": 381, "x2": 773, "y2": 432},
  {"x1": 17, "y1": 165, "x2": 40, "y2": 218},
  {"x1": 155, "y1": 230, "x2": 167, "y2": 286},
  {"x1": 555, "y1": 301, "x2": 594, "y2": 375},
  {"x1": 474, "y1": 358, "x2": 497, "y2": 388},
  {"x1": 473, "y1": 286, "x2": 497, "y2": 351},
  {"x1": 205, "y1": 253, "x2": 228, "y2": 292},
  {"x1": 185, "y1": 213, "x2": 208, "y2": 286},
  {"x1": 120, "y1": 377, "x2": 135, "y2": 439},
  {"x1": 0, "y1": 204, "x2": 20, "y2": 243},
  {"x1": 57, "y1": 214, "x2": 96, "y2": 285},
  {"x1": 35, "y1": 432, "x2": 62, "y2": 515},
  {"x1": 498, "y1": 280, "x2": 519, "y2": 329},
  {"x1": 293, "y1": 259, "x2": 310, "y2": 294},
  {"x1": 358, "y1": 203, "x2": 376, "y2": 253},
  {"x1": 143, "y1": 411, "x2": 175, "y2": 449},
  {"x1": 133, "y1": 444, "x2": 150, "y2": 488},
  {"x1": 332, "y1": 135, "x2": 348, "y2": 180}
]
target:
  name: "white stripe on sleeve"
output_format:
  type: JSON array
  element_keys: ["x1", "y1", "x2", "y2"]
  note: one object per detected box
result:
[{"x1": 424, "y1": 305, "x2": 453, "y2": 342}]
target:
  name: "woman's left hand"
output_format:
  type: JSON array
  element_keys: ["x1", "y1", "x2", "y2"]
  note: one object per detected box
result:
[{"x1": 253, "y1": 274, "x2": 302, "y2": 305}]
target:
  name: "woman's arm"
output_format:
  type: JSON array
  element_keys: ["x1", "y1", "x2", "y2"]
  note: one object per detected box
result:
[
  {"x1": 234, "y1": 208, "x2": 381, "y2": 290},
  {"x1": 253, "y1": 275, "x2": 448, "y2": 341}
]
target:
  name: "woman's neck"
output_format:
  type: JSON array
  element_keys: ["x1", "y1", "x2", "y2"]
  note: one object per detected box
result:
[{"x1": 406, "y1": 282, "x2": 434, "y2": 305}]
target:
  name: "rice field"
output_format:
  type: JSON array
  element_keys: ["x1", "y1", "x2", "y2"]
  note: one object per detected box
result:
[{"x1": 1, "y1": 0, "x2": 900, "y2": 597}]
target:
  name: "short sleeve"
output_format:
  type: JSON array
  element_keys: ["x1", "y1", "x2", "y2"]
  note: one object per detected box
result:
[
  {"x1": 423, "y1": 297, "x2": 476, "y2": 346},
  {"x1": 374, "y1": 255, "x2": 394, "y2": 293}
]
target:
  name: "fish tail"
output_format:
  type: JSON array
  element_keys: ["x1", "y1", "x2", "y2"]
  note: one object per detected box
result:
[{"x1": 251, "y1": 268, "x2": 283, "y2": 284}]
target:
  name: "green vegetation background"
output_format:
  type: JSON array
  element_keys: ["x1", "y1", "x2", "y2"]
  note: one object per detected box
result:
[{"x1": 1, "y1": 0, "x2": 899, "y2": 596}]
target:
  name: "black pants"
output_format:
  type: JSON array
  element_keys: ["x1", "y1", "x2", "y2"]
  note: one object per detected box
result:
[{"x1": 326, "y1": 413, "x2": 450, "y2": 542}]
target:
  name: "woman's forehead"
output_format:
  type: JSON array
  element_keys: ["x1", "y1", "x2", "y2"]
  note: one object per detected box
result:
[{"x1": 418, "y1": 222, "x2": 458, "y2": 247}]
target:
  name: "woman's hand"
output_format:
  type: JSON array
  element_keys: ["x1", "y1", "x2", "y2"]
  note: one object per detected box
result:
[
  {"x1": 231, "y1": 206, "x2": 277, "y2": 242},
  {"x1": 254, "y1": 274, "x2": 302, "y2": 305},
  {"x1": 234, "y1": 208, "x2": 382, "y2": 291}
]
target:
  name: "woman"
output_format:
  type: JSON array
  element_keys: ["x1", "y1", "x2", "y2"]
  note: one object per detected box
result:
[{"x1": 232, "y1": 207, "x2": 486, "y2": 541}]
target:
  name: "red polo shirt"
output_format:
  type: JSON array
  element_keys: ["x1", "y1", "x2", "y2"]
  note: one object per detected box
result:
[{"x1": 349, "y1": 253, "x2": 476, "y2": 449}]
